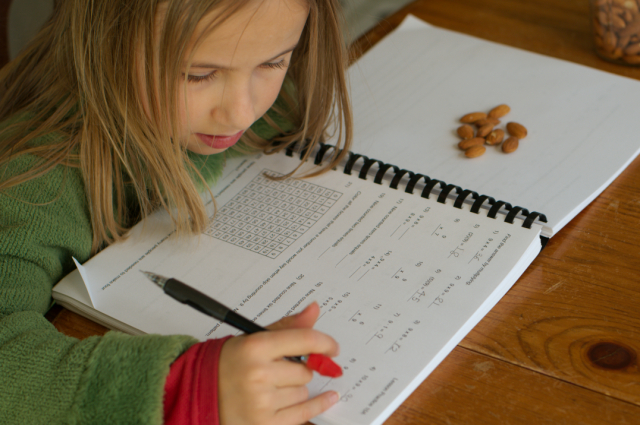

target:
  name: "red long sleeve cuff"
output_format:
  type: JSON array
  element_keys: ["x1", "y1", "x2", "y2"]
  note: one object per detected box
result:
[{"x1": 163, "y1": 336, "x2": 232, "y2": 425}]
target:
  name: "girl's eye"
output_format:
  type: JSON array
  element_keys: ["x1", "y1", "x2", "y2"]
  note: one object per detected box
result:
[
  {"x1": 183, "y1": 59, "x2": 287, "y2": 84},
  {"x1": 184, "y1": 71, "x2": 217, "y2": 83},
  {"x1": 261, "y1": 59, "x2": 288, "y2": 70}
]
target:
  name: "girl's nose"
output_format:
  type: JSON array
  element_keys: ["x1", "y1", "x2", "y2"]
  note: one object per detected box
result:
[{"x1": 214, "y1": 79, "x2": 256, "y2": 131}]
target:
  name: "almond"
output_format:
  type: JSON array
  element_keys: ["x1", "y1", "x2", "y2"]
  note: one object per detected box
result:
[
  {"x1": 502, "y1": 137, "x2": 519, "y2": 153},
  {"x1": 474, "y1": 117, "x2": 501, "y2": 127},
  {"x1": 594, "y1": 18, "x2": 606, "y2": 37},
  {"x1": 615, "y1": 0, "x2": 639, "y2": 11},
  {"x1": 619, "y1": 33, "x2": 632, "y2": 48},
  {"x1": 458, "y1": 137, "x2": 485, "y2": 150},
  {"x1": 460, "y1": 112, "x2": 487, "y2": 123},
  {"x1": 603, "y1": 31, "x2": 618, "y2": 50},
  {"x1": 612, "y1": 12, "x2": 628, "y2": 28},
  {"x1": 476, "y1": 123, "x2": 495, "y2": 138},
  {"x1": 485, "y1": 129, "x2": 505, "y2": 145},
  {"x1": 612, "y1": 6, "x2": 626, "y2": 16},
  {"x1": 598, "y1": 10, "x2": 611, "y2": 27},
  {"x1": 457, "y1": 124, "x2": 474, "y2": 139},
  {"x1": 619, "y1": 15, "x2": 640, "y2": 37},
  {"x1": 488, "y1": 104, "x2": 511, "y2": 119},
  {"x1": 465, "y1": 145, "x2": 486, "y2": 158},
  {"x1": 622, "y1": 53, "x2": 640, "y2": 63},
  {"x1": 506, "y1": 122, "x2": 528, "y2": 139},
  {"x1": 624, "y1": 0, "x2": 639, "y2": 12},
  {"x1": 626, "y1": 42, "x2": 640, "y2": 54}
]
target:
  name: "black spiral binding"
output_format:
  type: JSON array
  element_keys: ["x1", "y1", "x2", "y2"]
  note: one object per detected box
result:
[{"x1": 292, "y1": 142, "x2": 548, "y2": 231}]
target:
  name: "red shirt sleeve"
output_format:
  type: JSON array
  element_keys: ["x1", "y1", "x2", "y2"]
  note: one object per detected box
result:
[{"x1": 163, "y1": 336, "x2": 232, "y2": 425}]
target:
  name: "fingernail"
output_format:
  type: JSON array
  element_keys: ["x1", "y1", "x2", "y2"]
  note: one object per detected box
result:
[{"x1": 329, "y1": 391, "x2": 340, "y2": 404}]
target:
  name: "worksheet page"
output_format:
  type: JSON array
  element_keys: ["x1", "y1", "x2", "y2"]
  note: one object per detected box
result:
[{"x1": 73, "y1": 152, "x2": 541, "y2": 425}]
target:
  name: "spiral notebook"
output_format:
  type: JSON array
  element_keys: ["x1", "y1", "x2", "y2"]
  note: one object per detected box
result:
[{"x1": 54, "y1": 146, "x2": 543, "y2": 425}]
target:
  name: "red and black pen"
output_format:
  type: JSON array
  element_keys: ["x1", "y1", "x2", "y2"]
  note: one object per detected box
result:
[{"x1": 142, "y1": 271, "x2": 343, "y2": 378}]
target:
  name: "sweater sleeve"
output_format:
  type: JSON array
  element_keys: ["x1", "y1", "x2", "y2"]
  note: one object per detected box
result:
[
  {"x1": 164, "y1": 337, "x2": 232, "y2": 425},
  {"x1": 0, "y1": 154, "x2": 198, "y2": 424}
]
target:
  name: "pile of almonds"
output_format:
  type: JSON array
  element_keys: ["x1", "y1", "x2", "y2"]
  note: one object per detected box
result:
[
  {"x1": 592, "y1": 0, "x2": 640, "y2": 65},
  {"x1": 456, "y1": 104, "x2": 528, "y2": 158}
]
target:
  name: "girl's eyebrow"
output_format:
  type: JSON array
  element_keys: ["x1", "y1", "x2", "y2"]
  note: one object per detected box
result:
[{"x1": 189, "y1": 44, "x2": 298, "y2": 70}]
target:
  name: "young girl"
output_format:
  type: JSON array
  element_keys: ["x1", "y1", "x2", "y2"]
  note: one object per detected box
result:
[{"x1": 0, "y1": 0, "x2": 352, "y2": 424}]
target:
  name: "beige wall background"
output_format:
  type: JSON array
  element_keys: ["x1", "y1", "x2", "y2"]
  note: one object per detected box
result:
[
  {"x1": 8, "y1": 0, "x2": 412, "y2": 59},
  {"x1": 341, "y1": 0, "x2": 412, "y2": 42}
]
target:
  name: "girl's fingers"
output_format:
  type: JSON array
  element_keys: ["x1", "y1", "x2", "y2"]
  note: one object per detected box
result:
[
  {"x1": 245, "y1": 327, "x2": 340, "y2": 361},
  {"x1": 266, "y1": 302, "x2": 320, "y2": 331},
  {"x1": 270, "y1": 359, "x2": 314, "y2": 388},
  {"x1": 275, "y1": 390, "x2": 340, "y2": 425},
  {"x1": 271, "y1": 385, "x2": 310, "y2": 411}
]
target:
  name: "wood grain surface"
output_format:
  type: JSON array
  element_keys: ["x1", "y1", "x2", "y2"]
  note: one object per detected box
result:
[{"x1": 45, "y1": 0, "x2": 640, "y2": 423}]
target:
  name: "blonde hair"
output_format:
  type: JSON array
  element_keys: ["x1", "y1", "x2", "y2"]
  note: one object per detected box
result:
[{"x1": 0, "y1": 0, "x2": 352, "y2": 254}]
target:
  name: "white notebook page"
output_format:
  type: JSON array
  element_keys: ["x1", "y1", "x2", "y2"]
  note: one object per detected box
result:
[{"x1": 338, "y1": 16, "x2": 640, "y2": 237}]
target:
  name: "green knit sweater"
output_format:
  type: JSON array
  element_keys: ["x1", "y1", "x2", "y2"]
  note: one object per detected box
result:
[{"x1": 0, "y1": 113, "x2": 287, "y2": 424}]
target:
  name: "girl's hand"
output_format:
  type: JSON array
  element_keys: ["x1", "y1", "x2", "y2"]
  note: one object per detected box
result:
[{"x1": 218, "y1": 302, "x2": 340, "y2": 425}]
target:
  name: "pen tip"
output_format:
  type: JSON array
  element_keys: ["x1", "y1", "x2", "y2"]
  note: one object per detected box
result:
[{"x1": 140, "y1": 270, "x2": 164, "y2": 287}]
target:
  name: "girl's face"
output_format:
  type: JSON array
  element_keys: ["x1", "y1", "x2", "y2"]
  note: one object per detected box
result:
[{"x1": 178, "y1": 0, "x2": 309, "y2": 155}]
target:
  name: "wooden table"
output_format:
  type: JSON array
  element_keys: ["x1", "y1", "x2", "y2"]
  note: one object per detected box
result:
[{"x1": 47, "y1": 0, "x2": 640, "y2": 423}]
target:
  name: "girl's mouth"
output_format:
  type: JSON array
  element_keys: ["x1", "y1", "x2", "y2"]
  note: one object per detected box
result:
[{"x1": 196, "y1": 131, "x2": 244, "y2": 149}]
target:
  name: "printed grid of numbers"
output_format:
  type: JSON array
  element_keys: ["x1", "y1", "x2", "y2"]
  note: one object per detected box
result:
[{"x1": 204, "y1": 170, "x2": 342, "y2": 259}]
